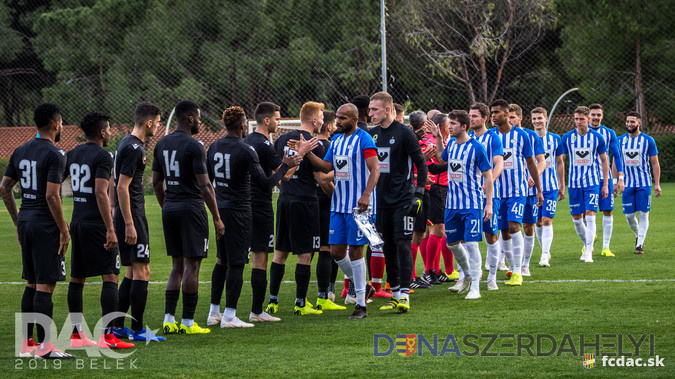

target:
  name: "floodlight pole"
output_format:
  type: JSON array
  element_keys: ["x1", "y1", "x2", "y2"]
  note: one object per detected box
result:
[
  {"x1": 164, "y1": 107, "x2": 176, "y2": 136},
  {"x1": 381, "y1": 0, "x2": 387, "y2": 92},
  {"x1": 547, "y1": 88, "x2": 578, "y2": 129}
]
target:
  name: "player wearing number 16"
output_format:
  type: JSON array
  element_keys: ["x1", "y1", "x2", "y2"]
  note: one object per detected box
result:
[
  {"x1": 152, "y1": 100, "x2": 225, "y2": 335},
  {"x1": 1, "y1": 103, "x2": 74, "y2": 358}
]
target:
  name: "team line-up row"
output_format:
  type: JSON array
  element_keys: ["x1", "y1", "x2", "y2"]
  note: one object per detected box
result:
[{"x1": 1, "y1": 94, "x2": 660, "y2": 359}]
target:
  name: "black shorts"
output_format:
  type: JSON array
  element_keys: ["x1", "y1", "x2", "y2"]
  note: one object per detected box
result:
[
  {"x1": 413, "y1": 191, "x2": 430, "y2": 232},
  {"x1": 162, "y1": 204, "x2": 209, "y2": 259},
  {"x1": 114, "y1": 213, "x2": 150, "y2": 266},
  {"x1": 18, "y1": 220, "x2": 66, "y2": 284},
  {"x1": 275, "y1": 197, "x2": 320, "y2": 254},
  {"x1": 318, "y1": 195, "x2": 331, "y2": 247},
  {"x1": 376, "y1": 206, "x2": 414, "y2": 242},
  {"x1": 428, "y1": 184, "x2": 447, "y2": 224},
  {"x1": 217, "y1": 208, "x2": 251, "y2": 266},
  {"x1": 251, "y1": 201, "x2": 275, "y2": 253},
  {"x1": 70, "y1": 221, "x2": 120, "y2": 278}
]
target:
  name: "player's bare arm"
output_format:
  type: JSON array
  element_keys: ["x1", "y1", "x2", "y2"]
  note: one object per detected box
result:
[
  {"x1": 116, "y1": 173, "x2": 137, "y2": 245},
  {"x1": 0, "y1": 176, "x2": 19, "y2": 244},
  {"x1": 525, "y1": 155, "x2": 544, "y2": 207},
  {"x1": 358, "y1": 155, "x2": 380, "y2": 212},
  {"x1": 152, "y1": 170, "x2": 166, "y2": 208},
  {"x1": 196, "y1": 173, "x2": 225, "y2": 240},
  {"x1": 482, "y1": 169, "x2": 494, "y2": 221},
  {"x1": 426, "y1": 119, "x2": 446, "y2": 164},
  {"x1": 599, "y1": 152, "x2": 609, "y2": 199},
  {"x1": 314, "y1": 170, "x2": 335, "y2": 198},
  {"x1": 95, "y1": 177, "x2": 117, "y2": 250},
  {"x1": 46, "y1": 181, "x2": 69, "y2": 256},
  {"x1": 556, "y1": 155, "x2": 566, "y2": 201},
  {"x1": 651, "y1": 154, "x2": 661, "y2": 197},
  {"x1": 492, "y1": 155, "x2": 504, "y2": 183}
]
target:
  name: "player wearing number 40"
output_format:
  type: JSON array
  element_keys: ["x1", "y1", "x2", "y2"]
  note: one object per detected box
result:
[{"x1": 560, "y1": 106, "x2": 624, "y2": 264}]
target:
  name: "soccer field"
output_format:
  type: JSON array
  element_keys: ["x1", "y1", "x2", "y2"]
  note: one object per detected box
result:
[{"x1": 0, "y1": 186, "x2": 673, "y2": 377}]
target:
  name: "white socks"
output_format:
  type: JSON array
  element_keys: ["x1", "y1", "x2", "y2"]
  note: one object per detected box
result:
[
  {"x1": 164, "y1": 313, "x2": 175, "y2": 324},
  {"x1": 501, "y1": 236, "x2": 514, "y2": 269},
  {"x1": 209, "y1": 303, "x2": 220, "y2": 314},
  {"x1": 223, "y1": 307, "x2": 236, "y2": 320},
  {"x1": 637, "y1": 211, "x2": 650, "y2": 246},
  {"x1": 464, "y1": 242, "x2": 482, "y2": 291},
  {"x1": 602, "y1": 215, "x2": 613, "y2": 250},
  {"x1": 535, "y1": 226, "x2": 543, "y2": 248},
  {"x1": 573, "y1": 218, "x2": 588, "y2": 245},
  {"x1": 510, "y1": 232, "x2": 524, "y2": 275},
  {"x1": 585, "y1": 215, "x2": 596, "y2": 253},
  {"x1": 335, "y1": 256, "x2": 353, "y2": 282},
  {"x1": 181, "y1": 318, "x2": 193, "y2": 328},
  {"x1": 448, "y1": 243, "x2": 471, "y2": 278},
  {"x1": 541, "y1": 225, "x2": 553, "y2": 256},
  {"x1": 486, "y1": 242, "x2": 499, "y2": 281},
  {"x1": 351, "y1": 258, "x2": 367, "y2": 306},
  {"x1": 625, "y1": 213, "x2": 639, "y2": 237},
  {"x1": 523, "y1": 234, "x2": 535, "y2": 268}
]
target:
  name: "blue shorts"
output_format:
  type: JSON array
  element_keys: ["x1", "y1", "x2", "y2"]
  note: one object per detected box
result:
[
  {"x1": 568, "y1": 185, "x2": 600, "y2": 215},
  {"x1": 482, "y1": 198, "x2": 500, "y2": 235},
  {"x1": 538, "y1": 190, "x2": 559, "y2": 219},
  {"x1": 497, "y1": 196, "x2": 526, "y2": 230},
  {"x1": 599, "y1": 179, "x2": 615, "y2": 211},
  {"x1": 522, "y1": 195, "x2": 539, "y2": 224},
  {"x1": 329, "y1": 212, "x2": 369, "y2": 246},
  {"x1": 445, "y1": 208, "x2": 483, "y2": 244},
  {"x1": 622, "y1": 187, "x2": 651, "y2": 214}
]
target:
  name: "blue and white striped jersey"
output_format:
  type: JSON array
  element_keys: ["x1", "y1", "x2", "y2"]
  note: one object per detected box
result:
[
  {"x1": 522, "y1": 128, "x2": 545, "y2": 196},
  {"x1": 539, "y1": 132, "x2": 563, "y2": 192},
  {"x1": 323, "y1": 127, "x2": 378, "y2": 213},
  {"x1": 618, "y1": 132, "x2": 658, "y2": 188},
  {"x1": 589, "y1": 124, "x2": 624, "y2": 180},
  {"x1": 441, "y1": 137, "x2": 492, "y2": 210},
  {"x1": 469, "y1": 129, "x2": 503, "y2": 199},
  {"x1": 491, "y1": 126, "x2": 533, "y2": 198},
  {"x1": 561, "y1": 128, "x2": 606, "y2": 188}
]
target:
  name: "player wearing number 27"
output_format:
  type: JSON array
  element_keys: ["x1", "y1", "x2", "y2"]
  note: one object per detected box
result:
[{"x1": 560, "y1": 106, "x2": 614, "y2": 264}]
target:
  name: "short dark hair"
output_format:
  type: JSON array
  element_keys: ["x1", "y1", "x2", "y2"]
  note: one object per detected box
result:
[
  {"x1": 80, "y1": 112, "x2": 110, "y2": 139},
  {"x1": 222, "y1": 106, "x2": 246, "y2": 130},
  {"x1": 134, "y1": 102, "x2": 161, "y2": 126},
  {"x1": 589, "y1": 103, "x2": 603, "y2": 111},
  {"x1": 448, "y1": 110, "x2": 470, "y2": 131},
  {"x1": 626, "y1": 111, "x2": 641, "y2": 121},
  {"x1": 174, "y1": 100, "x2": 200, "y2": 120},
  {"x1": 470, "y1": 102, "x2": 489, "y2": 118},
  {"x1": 321, "y1": 111, "x2": 335, "y2": 134},
  {"x1": 394, "y1": 103, "x2": 404, "y2": 116},
  {"x1": 351, "y1": 95, "x2": 370, "y2": 119},
  {"x1": 574, "y1": 106, "x2": 590, "y2": 116},
  {"x1": 254, "y1": 102, "x2": 281, "y2": 124},
  {"x1": 34, "y1": 102, "x2": 61, "y2": 129},
  {"x1": 490, "y1": 99, "x2": 509, "y2": 112}
]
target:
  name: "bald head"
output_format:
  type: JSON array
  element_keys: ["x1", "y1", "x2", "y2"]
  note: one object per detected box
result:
[
  {"x1": 335, "y1": 103, "x2": 359, "y2": 135},
  {"x1": 427, "y1": 109, "x2": 441, "y2": 120}
]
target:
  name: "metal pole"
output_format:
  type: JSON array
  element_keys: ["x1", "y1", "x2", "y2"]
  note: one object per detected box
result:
[
  {"x1": 381, "y1": 0, "x2": 387, "y2": 92},
  {"x1": 164, "y1": 107, "x2": 176, "y2": 136},
  {"x1": 547, "y1": 88, "x2": 579, "y2": 130}
]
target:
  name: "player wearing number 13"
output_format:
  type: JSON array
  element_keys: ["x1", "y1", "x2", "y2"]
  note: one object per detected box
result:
[
  {"x1": 560, "y1": 106, "x2": 611, "y2": 264},
  {"x1": 1, "y1": 103, "x2": 74, "y2": 359}
]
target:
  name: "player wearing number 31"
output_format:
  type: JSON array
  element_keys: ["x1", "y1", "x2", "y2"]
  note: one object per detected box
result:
[
  {"x1": 430, "y1": 110, "x2": 494, "y2": 300},
  {"x1": 560, "y1": 106, "x2": 622, "y2": 263}
]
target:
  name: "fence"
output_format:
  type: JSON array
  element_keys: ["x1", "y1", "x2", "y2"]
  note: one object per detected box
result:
[{"x1": 0, "y1": 0, "x2": 672, "y2": 180}]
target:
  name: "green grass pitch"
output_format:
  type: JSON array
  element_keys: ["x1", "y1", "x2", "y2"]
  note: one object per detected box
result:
[{"x1": 0, "y1": 185, "x2": 673, "y2": 377}]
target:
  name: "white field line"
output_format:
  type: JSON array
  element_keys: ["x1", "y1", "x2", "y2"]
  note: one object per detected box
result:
[{"x1": 0, "y1": 279, "x2": 674, "y2": 285}]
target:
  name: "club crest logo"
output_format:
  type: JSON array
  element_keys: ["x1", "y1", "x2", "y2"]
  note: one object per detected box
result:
[{"x1": 396, "y1": 335, "x2": 417, "y2": 357}]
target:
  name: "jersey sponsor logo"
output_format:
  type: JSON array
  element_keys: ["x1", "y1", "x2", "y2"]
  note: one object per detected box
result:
[
  {"x1": 378, "y1": 147, "x2": 391, "y2": 173},
  {"x1": 503, "y1": 149, "x2": 514, "y2": 170},
  {"x1": 544, "y1": 151, "x2": 553, "y2": 168},
  {"x1": 624, "y1": 149, "x2": 640, "y2": 166},
  {"x1": 448, "y1": 159, "x2": 464, "y2": 182},
  {"x1": 334, "y1": 155, "x2": 351, "y2": 181},
  {"x1": 573, "y1": 148, "x2": 592, "y2": 166}
]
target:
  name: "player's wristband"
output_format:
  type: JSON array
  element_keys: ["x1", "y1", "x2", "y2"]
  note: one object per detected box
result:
[
  {"x1": 613, "y1": 179, "x2": 618, "y2": 185},
  {"x1": 619, "y1": 175, "x2": 624, "y2": 180}
]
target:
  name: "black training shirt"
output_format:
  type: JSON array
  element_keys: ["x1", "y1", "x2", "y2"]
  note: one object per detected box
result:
[
  {"x1": 114, "y1": 134, "x2": 146, "y2": 214},
  {"x1": 274, "y1": 129, "x2": 325, "y2": 202},
  {"x1": 243, "y1": 131, "x2": 283, "y2": 204},
  {"x1": 65, "y1": 142, "x2": 113, "y2": 223}
]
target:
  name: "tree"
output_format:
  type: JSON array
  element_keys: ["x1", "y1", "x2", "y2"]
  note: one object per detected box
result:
[
  {"x1": 558, "y1": 0, "x2": 673, "y2": 130},
  {"x1": 389, "y1": 0, "x2": 556, "y2": 105}
]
